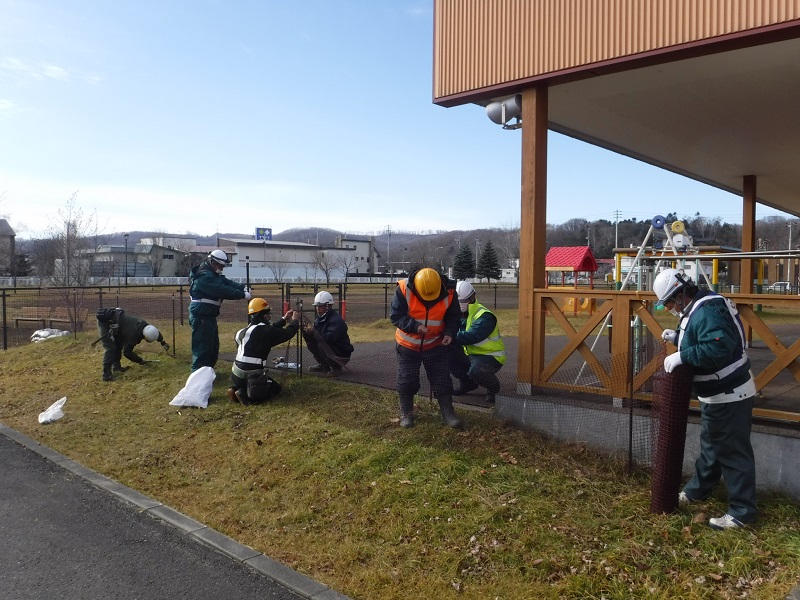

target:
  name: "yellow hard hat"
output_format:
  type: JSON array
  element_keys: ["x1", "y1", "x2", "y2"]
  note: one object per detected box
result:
[
  {"x1": 248, "y1": 298, "x2": 270, "y2": 315},
  {"x1": 414, "y1": 268, "x2": 442, "y2": 301}
]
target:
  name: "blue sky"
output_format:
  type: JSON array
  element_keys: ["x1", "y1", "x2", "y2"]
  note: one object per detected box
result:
[{"x1": 0, "y1": 0, "x2": 790, "y2": 240}]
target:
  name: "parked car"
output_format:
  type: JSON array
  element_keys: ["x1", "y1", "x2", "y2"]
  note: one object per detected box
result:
[{"x1": 768, "y1": 281, "x2": 791, "y2": 292}]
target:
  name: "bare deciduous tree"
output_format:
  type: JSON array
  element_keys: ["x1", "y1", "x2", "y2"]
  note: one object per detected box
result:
[
  {"x1": 173, "y1": 240, "x2": 197, "y2": 277},
  {"x1": 265, "y1": 251, "x2": 291, "y2": 282},
  {"x1": 38, "y1": 192, "x2": 101, "y2": 331},
  {"x1": 146, "y1": 247, "x2": 166, "y2": 276},
  {"x1": 408, "y1": 241, "x2": 428, "y2": 272},
  {"x1": 494, "y1": 222, "x2": 520, "y2": 271},
  {"x1": 333, "y1": 250, "x2": 359, "y2": 282},
  {"x1": 312, "y1": 250, "x2": 335, "y2": 285},
  {"x1": 44, "y1": 193, "x2": 99, "y2": 287}
]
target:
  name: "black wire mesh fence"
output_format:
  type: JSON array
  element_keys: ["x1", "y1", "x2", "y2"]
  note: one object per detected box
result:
[
  {"x1": 650, "y1": 364, "x2": 694, "y2": 513},
  {"x1": 2, "y1": 281, "x2": 681, "y2": 476}
]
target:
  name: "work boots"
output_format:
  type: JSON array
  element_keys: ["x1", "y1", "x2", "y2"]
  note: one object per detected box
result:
[
  {"x1": 102, "y1": 367, "x2": 113, "y2": 382},
  {"x1": 438, "y1": 396, "x2": 463, "y2": 429},
  {"x1": 399, "y1": 394, "x2": 415, "y2": 428},
  {"x1": 112, "y1": 363, "x2": 128, "y2": 373},
  {"x1": 452, "y1": 378, "x2": 478, "y2": 396}
]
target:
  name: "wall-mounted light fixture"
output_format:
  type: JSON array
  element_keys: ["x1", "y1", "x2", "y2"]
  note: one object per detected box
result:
[{"x1": 485, "y1": 94, "x2": 522, "y2": 130}]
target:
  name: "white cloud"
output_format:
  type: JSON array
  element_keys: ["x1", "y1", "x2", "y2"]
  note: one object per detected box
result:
[
  {"x1": 1, "y1": 57, "x2": 69, "y2": 82},
  {"x1": 84, "y1": 73, "x2": 104, "y2": 85},
  {"x1": 0, "y1": 99, "x2": 14, "y2": 112},
  {"x1": 42, "y1": 64, "x2": 69, "y2": 81},
  {"x1": 1, "y1": 57, "x2": 40, "y2": 78}
]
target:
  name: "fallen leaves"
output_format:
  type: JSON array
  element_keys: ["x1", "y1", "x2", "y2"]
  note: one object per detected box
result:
[{"x1": 499, "y1": 451, "x2": 518, "y2": 464}]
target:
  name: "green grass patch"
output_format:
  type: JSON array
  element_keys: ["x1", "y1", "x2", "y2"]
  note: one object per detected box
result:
[{"x1": 1, "y1": 334, "x2": 799, "y2": 599}]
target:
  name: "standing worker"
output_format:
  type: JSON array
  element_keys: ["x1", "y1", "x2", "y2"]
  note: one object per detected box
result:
[
  {"x1": 95, "y1": 307, "x2": 169, "y2": 382},
  {"x1": 189, "y1": 249, "x2": 251, "y2": 371},
  {"x1": 655, "y1": 268, "x2": 757, "y2": 530},
  {"x1": 450, "y1": 281, "x2": 506, "y2": 403},
  {"x1": 390, "y1": 267, "x2": 462, "y2": 429},
  {"x1": 228, "y1": 298, "x2": 300, "y2": 404},
  {"x1": 302, "y1": 290, "x2": 354, "y2": 374}
]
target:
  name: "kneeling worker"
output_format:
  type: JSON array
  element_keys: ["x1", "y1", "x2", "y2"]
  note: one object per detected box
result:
[
  {"x1": 450, "y1": 281, "x2": 505, "y2": 403},
  {"x1": 302, "y1": 290, "x2": 354, "y2": 374},
  {"x1": 228, "y1": 298, "x2": 300, "y2": 405},
  {"x1": 95, "y1": 307, "x2": 169, "y2": 382}
]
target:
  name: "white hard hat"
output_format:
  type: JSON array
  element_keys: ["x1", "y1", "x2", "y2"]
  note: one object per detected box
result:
[
  {"x1": 653, "y1": 269, "x2": 691, "y2": 306},
  {"x1": 208, "y1": 249, "x2": 227, "y2": 267},
  {"x1": 313, "y1": 291, "x2": 334, "y2": 306},
  {"x1": 456, "y1": 281, "x2": 475, "y2": 301},
  {"x1": 143, "y1": 324, "x2": 159, "y2": 342}
]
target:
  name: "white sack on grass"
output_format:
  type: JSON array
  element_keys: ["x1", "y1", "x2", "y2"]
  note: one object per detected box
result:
[
  {"x1": 169, "y1": 367, "x2": 215, "y2": 408},
  {"x1": 39, "y1": 397, "x2": 67, "y2": 424},
  {"x1": 31, "y1": 329, "x2": 70, "y2": 343}
]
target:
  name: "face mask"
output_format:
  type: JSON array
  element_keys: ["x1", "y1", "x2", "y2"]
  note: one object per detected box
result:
[{"x1": 459, "y1": 303, "x2": 469, "y2": 313}]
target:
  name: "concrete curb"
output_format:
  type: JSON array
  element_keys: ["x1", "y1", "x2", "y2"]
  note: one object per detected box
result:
[{"x1": 0, "y1": 422, "x2": 353, "y2": 600}]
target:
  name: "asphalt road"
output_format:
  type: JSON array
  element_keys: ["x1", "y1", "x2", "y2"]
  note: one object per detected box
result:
[{"x1": 0, "y1": 426, "x2": 349, "y2": 600}]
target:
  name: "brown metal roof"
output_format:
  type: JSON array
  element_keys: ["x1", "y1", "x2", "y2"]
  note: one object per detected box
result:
[{"x1": 434, "y1": 1, "x2": 800, "y2": 219}]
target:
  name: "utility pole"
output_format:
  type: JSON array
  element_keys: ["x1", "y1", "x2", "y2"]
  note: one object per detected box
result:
[
  {"x1": 124, "y1": 233, "x2": 129, "y2": 286},
  {"x1": 386, "y1": 225, "x2": 391, "y2": 273},
  {"x1": 475, "y1": 238, "x2": 481, "y2": 269},
  {"x1": 614, "y1": 210, "x2": 621, "y2": 249}
]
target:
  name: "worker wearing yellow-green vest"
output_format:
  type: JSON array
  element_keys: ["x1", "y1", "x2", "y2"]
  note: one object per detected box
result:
[{"x1": 450, "y1": 281, "x2": 506, "y2": 403}]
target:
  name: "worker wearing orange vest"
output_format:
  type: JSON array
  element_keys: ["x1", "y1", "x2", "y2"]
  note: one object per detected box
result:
[{"x1": 390, "y1": 267, "x2": 463, "y2": 428}]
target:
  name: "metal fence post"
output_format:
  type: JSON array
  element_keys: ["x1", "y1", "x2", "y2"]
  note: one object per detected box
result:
[
  {"x1": 178, "y1": 285, "x2": 185, "y2": 327},
  {"x1": 2, "y1": 289, "x2": 7, "y2": 351},
  {"x1": 171, "y1": 291, "x2": 177, "y2": 356}
]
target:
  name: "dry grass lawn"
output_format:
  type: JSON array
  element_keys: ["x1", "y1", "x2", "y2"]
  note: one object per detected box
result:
[{"x1": 1, "y1": 325, "x2": 799, "y2": 599}]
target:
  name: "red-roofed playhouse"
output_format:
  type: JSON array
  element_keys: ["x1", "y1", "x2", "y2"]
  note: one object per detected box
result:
[{"x1": 545, "y1": 246, "x2": 598, "y2": 314}]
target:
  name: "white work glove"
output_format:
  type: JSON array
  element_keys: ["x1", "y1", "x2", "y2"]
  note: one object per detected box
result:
[
  {"x1": 661, "y1": 329, "x2": 677, "y2": 344},
  {"x1": 244, "y1": 291, "x2": 252, "y2": 301},
  {"x1": 664, "y1": 352, "x2": 683, "y2": 373}
]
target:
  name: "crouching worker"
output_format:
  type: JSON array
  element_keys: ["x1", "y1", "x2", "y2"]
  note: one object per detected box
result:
[
  {"x1": 302, "y1": 291, "x2": 354, "y2": 375},
  {"x1": 450, "y1": 281, "x2": 506, "y2": 404},
  {"x1": 228, "y1": 298, "x2": 300, "y2": 405},
  {"x1": 95, "y1": 307, "x2": 169, "y2": 382}
]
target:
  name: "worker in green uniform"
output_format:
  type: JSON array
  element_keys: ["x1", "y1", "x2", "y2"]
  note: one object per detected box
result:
[
  {"x1": 189, "y1": 249, "x2": 251, "y2": 370},
  {"x1": 96, "y1": 307, "x2": 169, "y2": 381}
]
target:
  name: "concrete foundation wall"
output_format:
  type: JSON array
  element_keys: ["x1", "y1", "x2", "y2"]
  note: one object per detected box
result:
[{"x1": 496, "y1": 395, "x2": 800, "y2": 501}]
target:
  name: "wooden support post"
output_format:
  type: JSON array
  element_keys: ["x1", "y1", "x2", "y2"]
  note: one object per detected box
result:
[{"x1": 517, "y1": 86, "x2": 548, "y2": 391}]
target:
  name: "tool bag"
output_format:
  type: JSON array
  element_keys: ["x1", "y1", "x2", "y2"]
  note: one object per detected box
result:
[
  {"x1": 96, "y1": 307, "x2": 124, "y2": 324},
  {"x1": 246, "y1": 370, "x2": 282, "y2": 403},
  {"x1": 96, "y1": 307, "x2": 124, "y2": 341}
]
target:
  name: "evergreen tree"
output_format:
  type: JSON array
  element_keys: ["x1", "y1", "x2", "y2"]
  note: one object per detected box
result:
[
  {"x1": 452, "y1": 244, "x2": 475, "y2": 280},
  {"x1": 13, "y1": 254, "x2": 31, "y2": 277},
  {"x1": 476, "y1": 240, "x2": 502, "y2": 282}
]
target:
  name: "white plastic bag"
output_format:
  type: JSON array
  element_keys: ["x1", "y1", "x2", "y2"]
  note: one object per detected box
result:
[
  {"x1": 38, "y1": 396, "x2": 67, "y2": 424},
  {"x1": 31, "y1": 329, "x2": 70, "y2": 343},
  {"x1": 169, "y1": 367, "x2": 215, "y2": 408}
]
